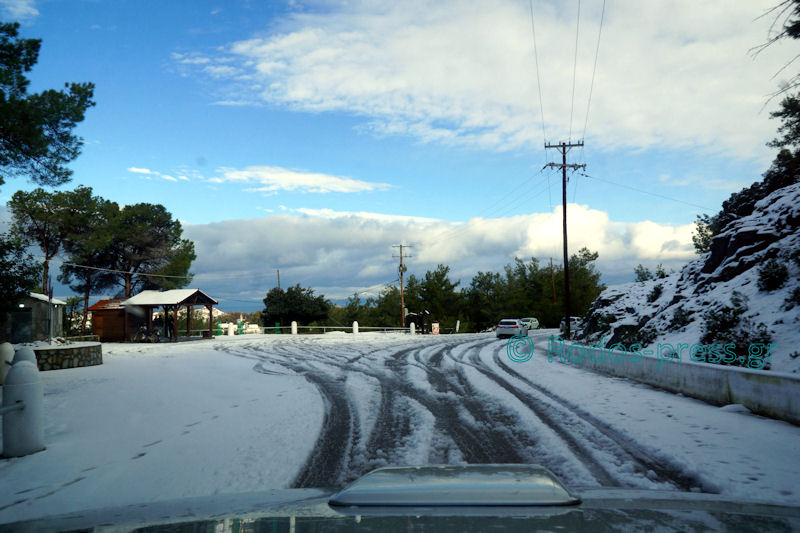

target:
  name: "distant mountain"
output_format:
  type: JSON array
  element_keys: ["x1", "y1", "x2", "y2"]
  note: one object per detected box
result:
[{"x1": 577, "y1": 182, "x2": 800, "y2": 374}]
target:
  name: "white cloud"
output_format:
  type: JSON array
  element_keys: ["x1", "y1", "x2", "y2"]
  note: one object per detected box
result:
[
  {"x1": 291, "y1": 207, "x2": 440, "y2": 224},
  {"x1": 183, "y1": 204, "x2": 695, "y2": 305},
  {"x1": 177, "y1": 0, "x2": 795, "y2": 163},
  {"x1": 0, "y1": 0, "x2": 38, "y2": 20},
  {"x1": 210, "y1": 165, "x2": 391, "y2": 193},
  {"x1": 127, "y1": 167, "x2": 186, "y2": 183},
  {"x1": 127, "y1": 167, "x2": 154, "y2": 175}
]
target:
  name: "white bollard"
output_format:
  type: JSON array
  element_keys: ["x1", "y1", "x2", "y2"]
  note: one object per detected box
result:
[
  {"x1": 352, "y1": 321, "x2": 359, "y2": 334},
  {"x1": 227, "y1": 323, "x2": 235, "y2": 336},
  {"x1": 0, "y1": 342, "x2": 13, "y2": 385},
  {"x1": 410, "y1": 323, "x2": 416, "y2": 335},
  {"x1": 455, "y1": 320, "x2": 460, "y2": 333},
  {"x1": 291, "y1": 321, "x2": 298, "y2": 335},
  {"x1": 12, "y1": 346, "x2": 37, "y2": 366},
  {"x1": 2, "y1": 361, "x2": 45, "y2": 457}
]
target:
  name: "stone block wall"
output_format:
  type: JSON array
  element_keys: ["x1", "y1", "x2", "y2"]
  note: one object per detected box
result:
[{"x1": 33, "y1": 343, "x2": 103, "y2": 371}]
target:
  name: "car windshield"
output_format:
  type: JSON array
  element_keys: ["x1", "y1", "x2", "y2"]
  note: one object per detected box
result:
[{"x1": 1, "y1": 1, "x2": 799, "y2": 530}]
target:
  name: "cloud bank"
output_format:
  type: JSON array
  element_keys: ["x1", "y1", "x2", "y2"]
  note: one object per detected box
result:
[{"x1": 183, "y1": 204, "x2": 695, "y2": 310}]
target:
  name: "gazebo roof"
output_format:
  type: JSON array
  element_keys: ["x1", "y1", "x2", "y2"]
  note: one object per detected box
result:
[{"x1": 121, "y1": 289, "x2": 218, "y2": 307}]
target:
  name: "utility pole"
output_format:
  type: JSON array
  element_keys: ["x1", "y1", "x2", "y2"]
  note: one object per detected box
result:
[
  {"x1": 392, "y1": 244, "x2": 412, "y2": 327},
  {"x1": 277, "y1": 269, "x2": 280, "y2": 290},
  {"x1": 545, "y1": 141, "x2": 585, "y2": 339}
]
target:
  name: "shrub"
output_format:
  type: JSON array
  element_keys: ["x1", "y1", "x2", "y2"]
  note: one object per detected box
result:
[
  {"x1": 757, "y1": 257, "x2": 789, "y2": 291},
  {"x1": 700, "y1": 292, "x2": 773, "y2": 369},
  {"x1": 700, "y1": 292, "x2": 747, "y2": 344},
  {"x1": 647, "y1": 284, "x2": 663, "y2": 303},
  {"x1": 783, "y1": 287, "x2": 800, "y2": 310},
  {"x1": 634, "y1": 264, "x2": 653, "y2": 282},
  {"x1": 614, "y1": 324, "x2": 657, "y2": 347},
  {"x1": 669, "y1": 305, "x2": 693, "y2": 329}
]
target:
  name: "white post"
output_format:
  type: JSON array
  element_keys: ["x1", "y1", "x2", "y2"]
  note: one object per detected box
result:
[
  {"x1": 0, "y1": 342, "x2": 14, "y2": 385},
  {"x1": 227, "y1": 323, "x2": 235, "y2": 336},
  {"x1": 291, "y1": 321, "x2": 298, "y2": 335},
  {"x1": 2, "y1": 361, "x2": 45, "y2": 457},
  {"x1": 410, "y1": 323, "x2": 416, "y2": 335},
  {"x1": 455, "y1": 320, "x2": 460, "y2": 333},
  {"x1": 352, "y1": 321, "x2": 359, "y2": 334}
]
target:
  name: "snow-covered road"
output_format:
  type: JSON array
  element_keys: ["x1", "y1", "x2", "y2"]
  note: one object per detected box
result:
[{"x1": 2, "y1": 331, "x2": 799, "y2": 524}]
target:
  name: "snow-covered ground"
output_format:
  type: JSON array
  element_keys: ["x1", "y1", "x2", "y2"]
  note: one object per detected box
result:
[{"x1": 1, "y1": 331, "x2": 799, "y2": 525}]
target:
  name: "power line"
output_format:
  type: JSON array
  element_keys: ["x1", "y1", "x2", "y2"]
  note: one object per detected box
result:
[
  {"x1": 581, "y1": 0, "x2": 606, "y2": 144},
  {"x1": 568, "y1": 0, "x2": 582, "y2": 140},
  {"x1": 58, "y1": 262, "x2": 191, "y2": 279},
  {"x1": 528, "y1": 0, "x2": 548, "y2": 144},
  {"x1": 579, "y1": 172, "x2": 716, "y2": 211}
]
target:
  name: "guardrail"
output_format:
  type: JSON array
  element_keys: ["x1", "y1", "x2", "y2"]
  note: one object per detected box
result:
[
  {"x1": 63, "y1": 334, "x2": 100, "y2": 342},
  {"x1": 176, "y1": 324, "x2": 460, "y2": 337}
]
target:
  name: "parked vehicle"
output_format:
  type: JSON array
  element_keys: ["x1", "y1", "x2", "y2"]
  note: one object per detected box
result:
[
  {"x1": 495, "y1": 319, "x2": 528, "y2": 339},
  {"x1": 520, "y1": 317, "x2": 539, "y2": 330},
  {"x1": 559, "y1": 316, "x2": 582, "y2": 337}
]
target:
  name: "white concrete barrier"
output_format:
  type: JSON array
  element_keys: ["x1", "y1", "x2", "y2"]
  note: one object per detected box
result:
[
  {"x1": 291, "y1": 321, "x2": 298, "y2": 335},
  {"x1": 547, "y1": 336, "x2": 800, "y2": 426},
  {"x1": 352, "y1": 321, "x2": 359, "y2": 334}
]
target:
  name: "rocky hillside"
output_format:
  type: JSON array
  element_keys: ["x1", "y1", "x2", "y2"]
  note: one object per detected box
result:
[{"x1": 577, "y1": 182, "x2": 800, "y2": 374}]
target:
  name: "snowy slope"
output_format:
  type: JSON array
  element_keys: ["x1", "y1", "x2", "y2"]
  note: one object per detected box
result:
[{"x1": 578, "y1": 182, "x2": 800, "y2": 373}]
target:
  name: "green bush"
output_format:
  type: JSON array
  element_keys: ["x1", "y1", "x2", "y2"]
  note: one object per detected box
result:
[
  {"x1": 669, "y1": 305, "x2": 693, "y2": 329},
  {"x1": 757, "y1": 258, "x2": 789, "y2": 291},
  {"x1": 647, "y1": 284, "x2": 663, "y2": 303},
  {"x1": 615, "y1": 324, "x2": 657, "y2": 347},
  {"x1": 783, "y1": 286, "x2": 800, "y2": 310},
  {"x1": 700, "y1": 292, "x2": 772, "y2": 369}
]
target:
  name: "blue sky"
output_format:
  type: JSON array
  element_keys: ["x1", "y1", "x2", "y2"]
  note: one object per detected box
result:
[{"x1": 0, "y1": 0, "x2": 796, "y2": 310}]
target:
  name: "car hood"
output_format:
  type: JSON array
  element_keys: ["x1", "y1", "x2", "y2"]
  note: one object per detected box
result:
[{"x1": 3, "y1": 465, "x2": 800, "y2": 532}]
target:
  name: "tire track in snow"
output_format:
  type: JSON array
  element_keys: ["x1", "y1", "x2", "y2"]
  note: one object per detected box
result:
[
  {"x1": 215, "y1": 335, "x2": 711, "y2": 492},
  {"x1": 488, "y1": 345, "x2": 713, "y2": 492}
]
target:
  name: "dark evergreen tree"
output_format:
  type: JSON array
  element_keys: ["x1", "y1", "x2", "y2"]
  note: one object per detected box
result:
[
  {"x1": 103, "y1": 203, "x2": 195, "y2": 297},
  {"x1": 0, "y1": 22, "x2": 95, "y2": 188},
  {"x1": 262, "y1": 284, "x2": 330, "y2": 326},
  {"x1": 0, "y1": 233, "x2": 40, "y2": 322}
]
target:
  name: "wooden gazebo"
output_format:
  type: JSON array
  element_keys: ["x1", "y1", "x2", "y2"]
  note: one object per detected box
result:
[{"x1": 122, "y1": 289, "x2": 218, "y2": 341}]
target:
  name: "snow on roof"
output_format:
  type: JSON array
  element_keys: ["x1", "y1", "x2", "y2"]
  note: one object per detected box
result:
[
  {"x1": 29, "y1": 292, "x2": 68, "y2": 306},
  {"x1": 121, "y1": 289, "x2": 218, "y2": 307},
  {"x1": 87, "y1": 299, "x2": 127, "y2": 311}
]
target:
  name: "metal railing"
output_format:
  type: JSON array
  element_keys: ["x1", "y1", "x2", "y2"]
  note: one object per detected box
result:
[{"x1": 62, "y1": 334, "x2": 100, "y2": 342}]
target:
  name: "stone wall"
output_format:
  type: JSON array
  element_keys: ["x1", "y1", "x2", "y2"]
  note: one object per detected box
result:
[{"x1": 33, "y1": 342, "x2": 103, "y2": 371}]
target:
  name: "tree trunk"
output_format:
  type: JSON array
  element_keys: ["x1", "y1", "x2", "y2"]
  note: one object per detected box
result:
[
  {"x1": 81, "y1": 279, "x2": 91, "y2": 336},
  {"x1": 42, "y1": 258, "x2": 49, "y2": 294}
]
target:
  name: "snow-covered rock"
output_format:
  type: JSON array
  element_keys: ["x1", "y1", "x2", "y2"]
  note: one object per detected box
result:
[{"x1": 579, "y1": 182, "x2": 800, "y2": 374}]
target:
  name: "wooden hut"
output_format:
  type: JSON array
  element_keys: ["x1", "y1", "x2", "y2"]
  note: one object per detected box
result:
[
  {"x1": 88, "y1": 299, "x2": 145, "y2": 342},
  {"x1": 122, "y1": 289, "x2": 218, "y2": 342}
]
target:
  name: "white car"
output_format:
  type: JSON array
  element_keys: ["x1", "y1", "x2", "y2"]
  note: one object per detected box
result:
[
  {"x1": 520, "y1": 317, "x2": 539, "y2": 330},
  {"x1": 559, "y1": 316, "x2": 582, "y2": 337},
  {"x1": 495, "y1": 319, "x2": 529, "y2": 339}
]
